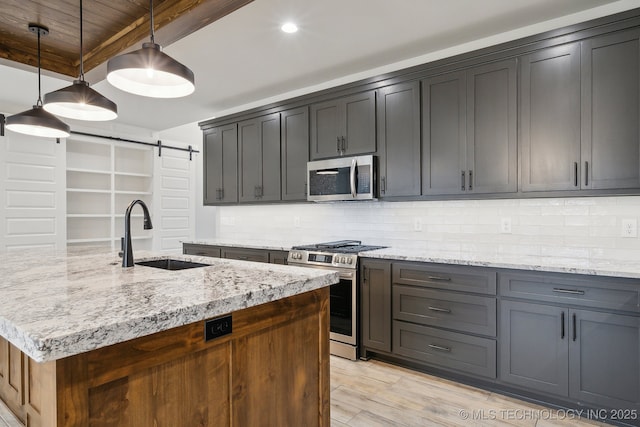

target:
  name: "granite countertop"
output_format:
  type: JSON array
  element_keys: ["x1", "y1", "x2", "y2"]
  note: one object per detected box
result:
[
  {"x1": 0, "y1": 247, "x2": 338, "y2": 363},
  {"x1": 183, "y1": 238, "x2": 315, "y2": 252},
  {"x1": 184, "y1": 239, "x2": 640, "y2": 279},
  {"x1": 361, "y1": 247, "x2": 640, "y2": 280}
]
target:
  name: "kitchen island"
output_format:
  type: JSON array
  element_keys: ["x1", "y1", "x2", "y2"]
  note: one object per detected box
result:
[{"x1": 0, "y1": 247, "x2": 338, "y2": 427}]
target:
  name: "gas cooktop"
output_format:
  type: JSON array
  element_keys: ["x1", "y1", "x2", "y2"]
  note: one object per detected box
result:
[{"x1": 291, "y1": 240, "x2": 386, "y2": 254}]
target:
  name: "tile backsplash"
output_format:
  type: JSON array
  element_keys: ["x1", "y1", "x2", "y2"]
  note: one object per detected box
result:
[{"x1": 215, "y1": 196, "x2": 640, "y2": 264}]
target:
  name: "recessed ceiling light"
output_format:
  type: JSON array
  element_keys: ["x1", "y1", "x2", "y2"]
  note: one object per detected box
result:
[{"x1": 281, "y1": 22, "x2": 298, "y2": 34}]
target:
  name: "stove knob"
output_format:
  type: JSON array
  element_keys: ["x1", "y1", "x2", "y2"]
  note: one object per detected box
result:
[
  {"x1": 347, "y1": 258, "x2": 353, "y2": 265},
  {"x1": 340, "y1": 256, "x2": 346, "y2": 264}
]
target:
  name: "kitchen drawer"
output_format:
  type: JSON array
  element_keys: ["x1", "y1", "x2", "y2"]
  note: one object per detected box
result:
[
  {"x1": 183, "y1": 243, "x2": 221, "y2": 258},
  {"x1": 393, "y1": 285, "x2": 496, "y2": 337},
  {"x1": 499, "y1": 271, "x2": 640, "y2": 312},
  {"x1": 393, "y1": 262, "x2": 496, "y2": 295},
  {"x1": 222, "y1": 248, "x2": 269, "y2": 263},
  {"x1": 393, "y1": 320, "x2": 496, "y2": 378}
]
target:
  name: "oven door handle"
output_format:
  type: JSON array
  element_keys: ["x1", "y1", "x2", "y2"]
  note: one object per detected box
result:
[{"x1": 350, "y1": 157, "x2": 357, "y2": 198}]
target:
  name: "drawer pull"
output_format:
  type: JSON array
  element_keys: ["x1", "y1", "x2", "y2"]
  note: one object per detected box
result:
[
  {"x1": 428, "y1": 344, "x2": 451, "y2": 352},
  {"x1": 552, "y1": 288, "x2": 585, "y2": 296},
  {"x1": 427, "y1": 306, "x2": 452, "y2": 314},
  {"x1": 427, "y1": 276, "x2": 451, "y2": 282},
  {"x1": 238, "y1": 256, "x2": 249, "y2": 260}
]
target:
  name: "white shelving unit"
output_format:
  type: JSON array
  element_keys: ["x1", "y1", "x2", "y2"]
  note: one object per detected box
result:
[{"x1": 66, "y1": 137, "x2": 154, "y2": 250}]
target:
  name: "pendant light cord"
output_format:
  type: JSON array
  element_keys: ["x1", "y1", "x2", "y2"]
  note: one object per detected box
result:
[
  {"x1": 79, "y1": 0, "x2": 85, "y2": 81},
  {"x1": 36, "y1": 27, "x2": 42, "y2": 107},
  {"x1": 149, "y1": 0, "x2": 155, "y2": 44}
]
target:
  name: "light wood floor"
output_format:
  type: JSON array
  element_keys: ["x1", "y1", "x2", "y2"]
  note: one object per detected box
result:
[
  {"x1": 0, "y1": 356, "x2": 612, "y2": 427},
  {"x1": 330, "y1": 356, "x2": 608, "y2": 427}
]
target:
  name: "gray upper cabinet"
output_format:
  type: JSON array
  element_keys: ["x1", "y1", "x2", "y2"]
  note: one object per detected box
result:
[
  {"x1": 310, "y1": 90, "x2": 376, "y2": 160},
  {"x1": 422, "y1": 59, "x2": 516, "y2": 195},
  {"x1": 467, "y1": 60, "x2": 517, "y2": 194},
  {"x1": 203, "y1": 124, "x2": 238, "y2": 205},
  {"x1": 522, "y1": 29, "x2": 640, "y2": 193},
  {"x1": 422, "y1": 71, "x2": 466, "y2": 195},
  {"x1": 238, "y1": 113, "x2": 281, "y2": 202},
  {"x1": 581, "y1": 29, "x2": 640, "y2": 190},
  {"x1": 377, "y1": 81, "x2": 421, "y2": 198},
  {"x1": 281, "y1": 107, "x2": 309, "y2": 201},
  {"x1": 521, "y1": 43, "x2": 581, "y2": 192}
]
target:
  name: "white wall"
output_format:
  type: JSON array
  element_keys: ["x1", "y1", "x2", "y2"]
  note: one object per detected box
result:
[{"x1": 214, "y1": 197, "x2": 640, "y2": 266}]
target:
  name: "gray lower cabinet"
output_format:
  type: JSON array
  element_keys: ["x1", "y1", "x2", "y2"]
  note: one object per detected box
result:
[
  {"x1": 422, "y1": 59, "x2": 517, "y2": 195},
  {"x1": 500, "y1": 300, "x2": 640, "y2": 410},
  {"x1": 310, "y1": 91, "x2": 376, "y2": 160},
  {"x1": 280, "y1": 107, "x2": 309, "y2": 201},
  {"x1": 393, "y1": 321, "x2": 496, "y2": 378},
  {"x1": 203, "y1": 124, "x2": 238, "y2": 204},
  {"x1": 393, "y1": 285, "x2": 496, "y2": 337},
  {"x1": 183, "y1": 244, "x2": 287, "y2": 265},
  {"x1": 183, "y1": 243, "x2": 221, "y2": 258},
  {"x1": 361, "y1": 259, "x2": 392, "y2": 353},
  {"x1": 500, "y1": 300, "x2": 569, "y2": 395},
  {"x1": 500, "y1": 269, "x2": 640, "y2": 413},
  {"x1": 377, "y1": 81, "x2": 421, "y2": 198},
  {"x1": 238, "y1": 113, "x2": 281, "y2": 202},
  {"x1": 570, "y1": 309, "x2": 640, "y2": 410}
]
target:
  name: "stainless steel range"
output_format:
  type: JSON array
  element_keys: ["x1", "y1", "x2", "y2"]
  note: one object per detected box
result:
[{"x1": 287, "y1": 240, "x2": 385, "y2": 360}]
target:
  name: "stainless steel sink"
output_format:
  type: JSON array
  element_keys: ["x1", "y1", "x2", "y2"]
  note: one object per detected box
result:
[{"x1": 135, "y1": 259, "x2": 210, "y2": 270}]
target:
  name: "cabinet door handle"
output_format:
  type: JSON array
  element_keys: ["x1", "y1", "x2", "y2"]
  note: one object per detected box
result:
[
  {"x1": 337, "y1": 136, "x2": 341, "y2": 154},
  {"x1": 342, "y1": 136, "x2": 347, "y2": 153},
  {"x1": 574, "y1": 162, "x2": 578, "y2": 187},
  {"x1": 561, "y1": 311, "x2": 565, "y2": 339},
  {"x1": 428, "y1": 276, "x2": 451, "y2": 282},
  {"x1": 572, "y1": 313, "x2": 577, "y2": 341},
  {"x1": 220, "y1": 188, "x2": 224, "y2": 200},
  {"x1": 461, "y1": 171, "x2": 466, "y2": 191},
  {"x1": 552, "y1": 288, "x2": 585, "y2": 296},
  {"x1": 428, "y1": 306, "x2": 452, "y2": 314},
  {"x1": 584, "y1": 161, "x2": 589, "y2": 186},
  {"x1": 381, "y1": 177, "x2": 386, "y2": 193},
  {"x1": 428, "y1": 344, "x2": 451, "y2": 352},
  {"x1": 468, "y1": 170, "x2": 473, "y2": 191}
]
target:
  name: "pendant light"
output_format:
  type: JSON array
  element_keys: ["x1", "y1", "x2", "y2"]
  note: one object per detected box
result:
[
  {"x1": 43, "y1": 0, "x2": 117, "y2": 121},
  {"x1": 106, "y1": 0, "x2": 195, "y2": 98},
  {"x1": 5, "y1": 25, "x2": 70, "y2": 138}
]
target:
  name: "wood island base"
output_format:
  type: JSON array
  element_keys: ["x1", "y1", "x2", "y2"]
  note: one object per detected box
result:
[{"x1": 0, "y1": 287, "x2": 330, "y2": 427}]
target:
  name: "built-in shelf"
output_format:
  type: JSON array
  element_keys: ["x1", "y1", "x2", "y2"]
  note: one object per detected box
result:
[
  {"x1": 67, "y1": 188, "x2": 112, "y2": 194},
  {"x1": 66, "y1": 137, "x2": 154, "y2": 250}
]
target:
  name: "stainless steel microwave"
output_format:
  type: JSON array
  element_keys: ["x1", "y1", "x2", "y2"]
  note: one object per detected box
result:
[{"x1": 307, "y1": 155, "x2": 375, "y2": 202}]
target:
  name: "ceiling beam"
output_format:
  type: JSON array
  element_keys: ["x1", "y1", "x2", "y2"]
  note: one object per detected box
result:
[{"x1": 0, "y1": 0, "x2": 253, "y2": 77}]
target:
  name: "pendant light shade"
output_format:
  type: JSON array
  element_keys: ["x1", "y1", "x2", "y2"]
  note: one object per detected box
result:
[
  {"x1": 107, "y1": 42, "x2": 195, "y2": 98},
  {"x1": 6, "y1": 104, "x2": 70, "y2": 138},
  {"x1": 106, "y1": 0, "x2": 195, "y2": 98},
  {"x1": 44, "y1": 80, "x2": 118, "y2": 121},
  {"x1": 43, "y1": 0, "x2": 117, "y2": 121},
  {"x1": 6, "y1": 24, "x2": 70, "y2": 138}
]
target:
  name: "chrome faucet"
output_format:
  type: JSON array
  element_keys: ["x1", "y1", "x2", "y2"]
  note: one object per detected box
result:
[{"x1": 122, "y1": 199, "x2": 153, "y2": 267}]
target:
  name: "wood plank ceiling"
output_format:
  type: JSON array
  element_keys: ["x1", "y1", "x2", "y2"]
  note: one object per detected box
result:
[{"x1": 0, "y1": 0, "x2": 254, "y2": 77}]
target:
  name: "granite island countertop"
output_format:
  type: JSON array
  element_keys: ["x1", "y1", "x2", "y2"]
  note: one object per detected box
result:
[{"x1": 0, "y1": 247, "x2": 338, "y2": 363}]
